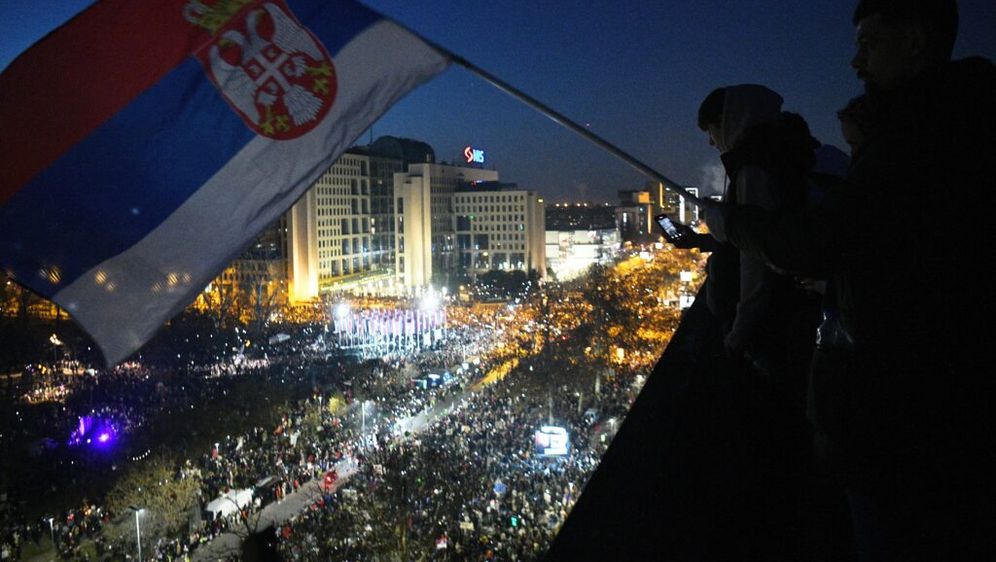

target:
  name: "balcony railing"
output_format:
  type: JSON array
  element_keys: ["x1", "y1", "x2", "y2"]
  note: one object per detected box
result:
[{"x1": 545, "y1": 286, "x2": 853, "y2": 561}]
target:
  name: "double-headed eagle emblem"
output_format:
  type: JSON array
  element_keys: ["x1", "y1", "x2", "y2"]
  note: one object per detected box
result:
[{"x1": 186, "y1": 0, "x2": 337, "y2": 139}]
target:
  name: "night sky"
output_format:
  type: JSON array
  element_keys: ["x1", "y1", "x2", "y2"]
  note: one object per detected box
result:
[{"x1": 2, "y1": 1, "x2": 994, "y2": 203}]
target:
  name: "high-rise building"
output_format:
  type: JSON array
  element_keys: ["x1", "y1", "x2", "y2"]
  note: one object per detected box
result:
[
  {"x1": 616, "y1": 184, "x2": 701, "y2": 247},
  {"x1": 356, "y1": 136, "x2": 435, "y2": 271},
  {"x1": 288, "y1": 152, "x2": 377, "y2": 301},
  {"x1": 653, "y1": 182, "x2": 700, "y2": 225},
  {"x1": 616, "y1": 190, "x2": 655, "y2": 245},
  {"x1": 394, "y1": 163, "x2": 499, "y2": 289},
  {"x1": 287, "y1": 137, "x2": 434, "y2": 302},
  {"x1": 222, "y1": 138, "x2": 549, "y2": 303},
  {"x1": 453, "y1": 181, "x2": 546, "y2": 279}
]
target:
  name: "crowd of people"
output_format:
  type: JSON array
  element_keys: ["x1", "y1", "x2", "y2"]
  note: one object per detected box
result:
[
  {"x1": 2, "y1": 284, "x2": 644, "y2": 561},
  {"x1": 275, "y1": 341, "x2": 643, "y2": 561}
]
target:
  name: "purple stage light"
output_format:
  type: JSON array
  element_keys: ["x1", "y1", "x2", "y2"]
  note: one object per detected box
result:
[{"x1": 69, "y1": 415, "x2": 118, "y2": 449}]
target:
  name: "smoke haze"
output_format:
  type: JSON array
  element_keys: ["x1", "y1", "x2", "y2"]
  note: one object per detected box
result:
[{"x1": 700, "y1": 163, "x2": 726, "y2": 199}]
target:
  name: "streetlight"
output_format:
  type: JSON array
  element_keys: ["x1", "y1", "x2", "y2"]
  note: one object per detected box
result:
[
  {"x1": 129, "y1": 506, "x2": 145, "y2": 562},
  {"x1": 49, "y1": 334, "x2": 63, "y2": 368},
  {"x1": 361, "y1": 400, "x2": 368, "y2": 436},
  {"x1": 45, "y1": 516, "x2": 55, "y2": 553}
]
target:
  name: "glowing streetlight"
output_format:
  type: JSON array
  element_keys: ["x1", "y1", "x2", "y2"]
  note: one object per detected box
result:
[
  {"x1": 45, "y1": 516, "x2": 55, "y2": 550},
  {"x1": 420, "y1": 291, "x2": 440, "y2": 312},
  {"x1": 129, "y1": 506, "x2": 146, "y2": 562},
  {"x1": 334, "y1": 303, "x2": 350, "y2": 320}
]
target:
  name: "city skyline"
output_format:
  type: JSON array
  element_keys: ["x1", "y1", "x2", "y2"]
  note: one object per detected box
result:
[{"x1": 2, "y1": 0, "x2": 994, "y2": 203}]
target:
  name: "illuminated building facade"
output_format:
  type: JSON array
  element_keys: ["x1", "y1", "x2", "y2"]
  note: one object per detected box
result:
[
  {"x1": 616, "y1": 190, "x2": 655, "y2": 245},
  {"x1": 616, "y1": 184, "x2": 701, "y2": 247},
  {"x1": 362, "y1": 136, "x2": 435, "y2": 270},
  {"x1": 653, "y1": 182, "x2": 700, "y2": 225},
  {"x1": 288, "y1": 152, "x2": 377, "y2": 301},
  {"x1": 222, "y1": 139, "x2": 549, "y2": 301},
  {"x1": 394, "y1": 163, "x2": 499, "y2": 289},
  {"x1": 453, "y1": 181, "x2": 546, "y2": 279},
  {"x1": 287, "y1": 137, "x2": 434, "y2": 301},
  {"x1": 544, "y1": 203, "x2": 619, "y2": 281}
]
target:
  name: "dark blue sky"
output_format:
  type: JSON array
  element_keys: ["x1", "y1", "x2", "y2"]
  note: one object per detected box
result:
[{"x1": 3, "y1": 1, "x2": 994, "y2": 202}]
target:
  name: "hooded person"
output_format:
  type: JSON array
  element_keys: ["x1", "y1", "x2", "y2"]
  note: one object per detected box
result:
[
  {"x1": 705, "y1": 2, "x2": 996, "y2": 557},
  {"x1": 696, "y1": 84, "x2": 822, "y2": 403}
]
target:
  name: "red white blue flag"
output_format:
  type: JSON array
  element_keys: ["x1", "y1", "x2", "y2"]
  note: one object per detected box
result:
[{"x1": 0, "y1": 0, "x2": 448, "y2": 364}]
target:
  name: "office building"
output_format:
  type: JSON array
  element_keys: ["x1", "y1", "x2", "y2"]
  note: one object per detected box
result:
[
  {"x1": 453, "y1": 181, "x2": 546, "y2": 279},
  {"x1": 652, "y1": 182, "x2": 700, "y2": 225},
  {"x1": 287, "y1": 137, "x2": 433, "y2": 302},
  {"x1": 545, "y1": 203, "x2": 619, "y2": 281},
  {"x1": 616, "y1": 190, "x2": 655, "y2": 245},
  {"x1": 394, "y1": 163, "x2": 499, "y2": 289}
]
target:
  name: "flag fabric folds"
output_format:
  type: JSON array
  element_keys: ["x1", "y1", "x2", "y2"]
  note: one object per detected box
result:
[{"x1": 0, "y1": 0, "x2": 449, "y2": 364}]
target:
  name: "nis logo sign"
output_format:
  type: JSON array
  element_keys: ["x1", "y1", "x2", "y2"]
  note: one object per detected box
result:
[{"x1": 464, "y1": 146, "x2": 486, "y2": 164}]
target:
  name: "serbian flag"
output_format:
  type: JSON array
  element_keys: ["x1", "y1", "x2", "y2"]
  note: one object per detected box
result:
[{"x1": 0, "y1": 0, "x2": 448, "y2": 364}]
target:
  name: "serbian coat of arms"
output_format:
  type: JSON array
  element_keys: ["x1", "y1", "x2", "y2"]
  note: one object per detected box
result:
[{"x1": 184, "y1": 0, "x2": 337, "y2": 140}]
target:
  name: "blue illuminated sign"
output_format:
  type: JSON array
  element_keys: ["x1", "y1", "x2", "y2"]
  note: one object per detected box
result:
[{"x1": 464, "y1": 145, "x2": 485, "y2": 164}]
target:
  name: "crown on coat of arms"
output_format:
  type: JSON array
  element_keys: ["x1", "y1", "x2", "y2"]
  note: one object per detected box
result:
[{"x1": 183, "y1": 0, "x2": 256, "y2": 34}]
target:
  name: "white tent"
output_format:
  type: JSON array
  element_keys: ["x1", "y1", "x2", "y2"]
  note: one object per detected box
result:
[{"x1": 204, "y1": 488, "x2": 253, "y2": 521}]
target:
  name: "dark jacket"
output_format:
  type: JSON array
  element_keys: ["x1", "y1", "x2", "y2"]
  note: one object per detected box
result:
[
  {"x1": 705, "y1": 85, "x2": 820, "y2": 360},
  {"x1": 720, "y1": 112, "x2": 821, "y2": 382},
  {"x1": 724, "y1": 58, "x2": 996, "y2": 490}
]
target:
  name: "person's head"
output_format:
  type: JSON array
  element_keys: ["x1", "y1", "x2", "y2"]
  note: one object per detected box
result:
[
  {"x1": 851, "y1": 0, "x2": 959, "y2": 93},
  {"x1": 698, "y1": 88, "x2": 727, "y2": 151},
  {"x1": 697, "y1": 85, "x2": 783, "y2": 154}
]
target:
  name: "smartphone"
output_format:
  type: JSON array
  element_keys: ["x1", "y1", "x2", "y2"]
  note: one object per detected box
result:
[{"x1": 654, "y1": 213, "x2": 684, "y2": 243}]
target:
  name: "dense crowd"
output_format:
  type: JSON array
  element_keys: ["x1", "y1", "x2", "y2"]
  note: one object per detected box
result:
[
  {"x1": 275, "y1": 347, "x2": 644, "y2": 560},
  {"x1": 0, "y1": 305, "x2": 508, "y2": 560},
  {"x1": 0, "y1": 277, "x2": 672, "y2": 561}
]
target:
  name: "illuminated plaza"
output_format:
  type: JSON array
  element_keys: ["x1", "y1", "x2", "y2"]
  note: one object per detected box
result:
[{"x1": 1, "y1": 220, "x2": 704, "y2": 560}]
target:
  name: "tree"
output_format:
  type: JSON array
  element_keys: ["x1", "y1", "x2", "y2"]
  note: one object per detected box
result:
[
  {"x1": 576, "y1": 251, "x2": 705, "y2": 368},
  {"x1": 103, "y1": 453, "x2": 202, "y2": 549},
  {"x1": 194, "y1": 267, "x2": 243, "y2": 330},
  {"x1": 244, "y1": 276, "x2": 290, "y2": 345}
]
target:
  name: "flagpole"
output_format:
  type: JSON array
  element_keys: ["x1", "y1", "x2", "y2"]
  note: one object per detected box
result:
[{"x1": 424, "y1": 43, "x2": 707, "y2": 208}]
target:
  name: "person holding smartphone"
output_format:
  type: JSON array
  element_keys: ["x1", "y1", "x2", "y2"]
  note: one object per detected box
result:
[
  {"x1": 696, "y1": 84, "x2": 822, "y2": 406},
  {"x1": 706, "y1": 2, "x2": 996, "y2": 558},
  {"x1": 656, "y1": 213, "x2": 717, "y2": 252}
]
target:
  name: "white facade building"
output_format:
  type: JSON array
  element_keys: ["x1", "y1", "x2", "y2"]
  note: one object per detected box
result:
[
  {"x1": 394, "y1": 164, "x2": 499, "y2": 289},
  {"x1": 452, "y1": 183, "x2": 546, "y2": 279},
  {"x1": 288, "y1": 153, "x2": 383, "y2": 302},
  {"x1": 545, "y1": 228, "x2": 619, "y2": 281}
]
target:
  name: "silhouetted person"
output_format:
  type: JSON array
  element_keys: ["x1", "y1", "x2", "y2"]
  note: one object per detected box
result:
[
  {"x1": 691, "y1": 85, "x2": 823, "y2": 410},
  {"x1": 706, "y1": 1, "x2": 996, "y2": 559}
]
